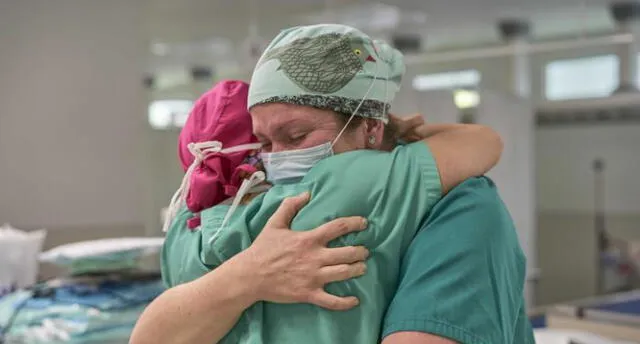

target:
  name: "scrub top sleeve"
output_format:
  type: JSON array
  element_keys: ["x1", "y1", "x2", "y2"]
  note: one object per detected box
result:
[
  {"x1": 160, "y1": 206, "x2": 208, "y2": 288},
  {"x1": 382, "y1": 177, "x2": 528, "y2": 344},
  {"x1": 160, "y1": 207, "x2": 191, "y2": 288},
  {"x1": 389, "y1": 142, "x2": 442, "y2": 211},
  {"x1": 160, "y1": 241, "x2": 173, "y2": 288}
]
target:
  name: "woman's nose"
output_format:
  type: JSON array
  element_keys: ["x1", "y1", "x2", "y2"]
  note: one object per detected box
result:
[{"x1": 270, "y1": 143, "x2": 286, "y2": 153}]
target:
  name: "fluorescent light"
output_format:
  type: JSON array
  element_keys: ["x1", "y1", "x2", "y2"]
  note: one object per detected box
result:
[
  {"x1": 172, "y1": 111, "x2": 190, "y2": 128},
  {"x1": 454, "y1": 89, "x2": 480, "y2": 109},
  {"x1": 148, "y1": 100, "x2": 194, "y2": 130},
  {"x1": 412, "y1": 69, "x2": 480, "y2": 91},
  {"x1": 148, "y1": 104, "x2": 172, "y2": 130}
]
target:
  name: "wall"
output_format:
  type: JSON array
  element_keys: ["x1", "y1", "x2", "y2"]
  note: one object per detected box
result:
[
  {"x1": 537, "y1": 124, "x2": 640, "y2": 215},
  {"x1": 0, "y1": 1, "x2": 147, "y2": 233},
  {"x1": 401, "y1": 43, "x2": 640, "y2": 306},
  {"x1": 535, "y1": 124, "x2": 640, "y2": 304},
  {"x1": 534, "y1": 46, "x2": 640, "y2": 305},
  {"x1": 143, "y1": 82, "x2": 217, "y2": 235},
  {"x1": 144, "y1": 128, "x2": 183, "y2": 236}
]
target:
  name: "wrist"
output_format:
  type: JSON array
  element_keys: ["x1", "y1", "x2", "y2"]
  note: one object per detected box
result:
[
  {"x1": 194, "y1": 253, "x2": 259, "y2": 311},
  {"x1": 224, "y1": 252, "x2": 262, "y2": 307}
]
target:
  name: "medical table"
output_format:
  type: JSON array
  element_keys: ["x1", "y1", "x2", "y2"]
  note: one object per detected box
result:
[{"x1": 544, "y1": 290, "x2": 640, "y2": 342}]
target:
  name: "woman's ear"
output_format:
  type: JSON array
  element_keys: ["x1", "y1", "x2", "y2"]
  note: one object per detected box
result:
[{"x1": 364, "y1": 119, "x2": 385, "y2": 149}]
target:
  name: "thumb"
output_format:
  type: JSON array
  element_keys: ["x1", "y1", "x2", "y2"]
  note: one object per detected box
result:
[{"x1": 265, "y1": 192, "x2": 310, "y2": 229}]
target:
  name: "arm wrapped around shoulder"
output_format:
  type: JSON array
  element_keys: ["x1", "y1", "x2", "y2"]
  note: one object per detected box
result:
[
  {"x1": 423, "y1": 123, "x2": 504, "y2": 194},
  {"x1": 389, "y1": 114, "x2": 503, "y2": 194}
]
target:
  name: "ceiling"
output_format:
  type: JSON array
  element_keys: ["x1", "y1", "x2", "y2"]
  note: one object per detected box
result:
[{"x1": 144, "y1": 0, "x2": 620, "y2": 72}]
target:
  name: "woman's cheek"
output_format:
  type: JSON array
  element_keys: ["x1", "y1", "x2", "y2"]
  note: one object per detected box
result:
[
  {"x1": 307, "y1": 130, "x2": 337, "y2": 145},
  {"x1": 288, "y1": 135, "x2": 322, "y2": 150}
]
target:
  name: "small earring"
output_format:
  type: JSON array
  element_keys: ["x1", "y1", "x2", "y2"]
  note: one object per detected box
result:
[{"x1": 368, "y1": 136, "x2": 376, "y2": 145}]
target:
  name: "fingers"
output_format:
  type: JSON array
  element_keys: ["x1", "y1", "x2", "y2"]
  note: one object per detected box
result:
[
  {"x1": 312, "y1": 216, "x2": 368, "y2": 244},
  {"x1": 403, "y1": 115, "x2": 425, "y2": 134},
  {"x1": 320, "y1": 245, "x2": 369, "y2": 266},
  {"x1": 404, "y1": 134, "x2": 423, "y2": 143},
  {"x1": 306, "y1": 290, "x2": 360, "y2": 311},
  {"x1": 404, "y1": 114, "x2": 425, "y2": 127},
  {"x1": 408, "y1": 113, "x2": 425, "y2": 122},
  {"x1": 391, "y1": 115, "x2": 410, "y2": 134},
  {"x1": 265, "y1": 192, "x2": 310, "y2": 228},
  {"x1": 390, "y1": 113, "x2": 423, "y2": 125},
  {"x1": 394, "y1": 114, "x2": 425, "y2": 139},
  {"x1": 319, "y1": 262, "x2": 367, "y2": 283}
]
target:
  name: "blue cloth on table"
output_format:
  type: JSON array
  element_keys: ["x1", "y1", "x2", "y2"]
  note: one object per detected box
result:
[
  {"x1": 0, "y1": 279, "x2": 164, "y2": 343},
  {"x1": 26, "y1": 280, "x2": 162, "y2": 311},
  {"x1": 589, "y1": 298, "x2": 640, "y2": 315},
  {"x1": 529, "y1": 315, "x2": 546, "y2": 329}
]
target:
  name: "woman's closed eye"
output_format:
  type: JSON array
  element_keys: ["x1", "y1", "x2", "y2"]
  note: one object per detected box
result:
[{"x1": 289, "y1": 133, "x2": 308, "y2": 144}]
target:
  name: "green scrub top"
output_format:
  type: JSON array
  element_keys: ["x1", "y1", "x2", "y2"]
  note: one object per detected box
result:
[
  {"x1": 161, "y1": 146, "x2": 534, "y2": 343},
  {"x1": 382, "y1": 177, "x2": 535, "y2": 344},
  {"x1": 163, "y1": 142, "x2": 441, "y2": 344}
]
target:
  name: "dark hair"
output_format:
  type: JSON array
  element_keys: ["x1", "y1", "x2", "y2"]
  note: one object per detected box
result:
[{"x1": 332, "y1": 112, "x2": 398, "y2": 149}]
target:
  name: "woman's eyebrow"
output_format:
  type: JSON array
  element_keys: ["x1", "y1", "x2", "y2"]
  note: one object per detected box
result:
[{"x1": 274, "y1": 119, "x2": 311, "y2": 136}]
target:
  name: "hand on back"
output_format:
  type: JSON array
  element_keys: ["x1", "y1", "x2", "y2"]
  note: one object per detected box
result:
[{"x1": 238, "y1": 192, "x2": 370, "y2": 311}]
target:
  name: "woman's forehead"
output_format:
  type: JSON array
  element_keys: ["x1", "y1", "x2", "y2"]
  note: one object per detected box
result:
[{"x1": 251, "y1": 104, "x2": 333, "y2": 133}]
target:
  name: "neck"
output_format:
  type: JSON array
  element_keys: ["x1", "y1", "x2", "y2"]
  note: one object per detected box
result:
[{"x1": 380, "y1": 140, "x2": 397, "y2": 152}]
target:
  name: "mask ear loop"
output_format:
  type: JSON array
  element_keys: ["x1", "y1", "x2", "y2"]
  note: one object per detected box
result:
[
  {"x1": 383, "y1": 51, "x2": 390, "y2": 121},
  {"x1": 208, "y1": 171, "x2": 266, "y2": 245},
  {"x1": 331, "y1": 60, "x2": 380, "y2": 148}
]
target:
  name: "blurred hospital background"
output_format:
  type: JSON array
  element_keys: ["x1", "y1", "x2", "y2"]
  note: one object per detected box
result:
[{"x1": 1, "y1": 0, "x2": 640, "y2": 342}]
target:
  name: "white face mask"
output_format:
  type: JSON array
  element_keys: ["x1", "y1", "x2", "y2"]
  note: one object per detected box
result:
[{"x1": 260, "y1": 142, "x2": 333, "y2": 184}]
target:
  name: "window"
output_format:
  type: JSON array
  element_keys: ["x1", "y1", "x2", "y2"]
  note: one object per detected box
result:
[
  {"x1": 545, "y1": 55, "x2": 619, "y2": 100},
  {"x1": 412, "y1": 69, "x2": 481, "y2": 109},
  {"x1": 148, "y1": 100, "x2": 194, "y2": 130}
]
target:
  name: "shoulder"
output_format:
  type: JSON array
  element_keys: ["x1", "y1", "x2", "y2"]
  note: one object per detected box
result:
[
  {"x1": 310, "y1": 142, "x2": 437, "y2": 185},
  {"x1": 435, "y1": 176, "x2": 502, "y2": 207},
  {"x1": 427, "y1": 176, "x2": 513, "y2": 236},
  {"x1": 409, "y1": 174, "x2": 519, "y2": 244},
  {"x1": 419, "y1": 176, "x2": 524, "y2": 265},
  {"x1": 382, "y1": 177, "x2": 528, "y2": 343}
]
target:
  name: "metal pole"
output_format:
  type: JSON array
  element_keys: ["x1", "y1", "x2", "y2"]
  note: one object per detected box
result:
[
  {"x1": 610, "y1": 1, "x2": 640, "y2": 92},
  {"x1": 511, "y1": 40, "x2": 531, "y2": 98},
  {"x1": 497, "y1": 19, "x2": 532, "y2": 98},
  {"x1": 593, "y1": 158, "x2": 607, "y2": 294},
  {"x1": 616, "y1": 21, "x2": 638, "y2": 92},
  {"x1": 495, "y1": 18, "x2": 538, "y2": 308}
]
